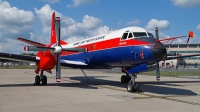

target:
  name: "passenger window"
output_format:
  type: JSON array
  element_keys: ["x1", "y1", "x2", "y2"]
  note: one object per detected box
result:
[
  {"x1": 128, "y1": 33, "x2": 133, "y2": 38},
  {"x1": 121, "y1": 33, "x2": 128, "y2": 40}
]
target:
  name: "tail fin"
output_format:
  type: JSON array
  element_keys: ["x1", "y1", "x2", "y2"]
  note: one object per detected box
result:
[{"x1": 51, "y1": 12, "x2": 67, "y2": 45}]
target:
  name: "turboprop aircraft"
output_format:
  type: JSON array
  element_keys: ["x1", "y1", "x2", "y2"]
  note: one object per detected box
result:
[{"x1": 0, "y1": 12, "x2": 199, "y2": 92}]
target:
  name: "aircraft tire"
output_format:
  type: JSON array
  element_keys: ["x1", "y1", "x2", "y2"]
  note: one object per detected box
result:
[
  {"x1": 42, "y1": 75, "x2": 47, "y2": 85},
  {"x1": 121, "y1": 75, "x2": 127, "y2": 83},
  {"x1": 127, "y1": 82, "x2": 140, "y2": 92},
  {"x1": 35, "y1": 75, "x2": 40, "y2": 85}
]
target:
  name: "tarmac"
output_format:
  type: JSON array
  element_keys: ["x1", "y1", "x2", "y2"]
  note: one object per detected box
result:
[{"x1": 0, "y1": 69, "x2": 200, "y2": 112}]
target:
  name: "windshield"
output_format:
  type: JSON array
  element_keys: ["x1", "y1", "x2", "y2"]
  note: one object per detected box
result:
[
  {"x1": 148, "y1": 33, "x2": 154, "y2": 38},
  {"x1": 133, "y1": 32, "x2": 147, "y2": 37}
]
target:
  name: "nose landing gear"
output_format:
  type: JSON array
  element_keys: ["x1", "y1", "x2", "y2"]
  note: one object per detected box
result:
[{"x1": 34, "y1": 70, "x2": 47, "y2": 85}]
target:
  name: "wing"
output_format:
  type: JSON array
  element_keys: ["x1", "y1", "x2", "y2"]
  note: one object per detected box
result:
[
  {"x1": 166, "y1": 54, "x2": 200, "y2": 60},
  {"x1": 0, "y1": 52, "x2": 39, "y2": 62}
]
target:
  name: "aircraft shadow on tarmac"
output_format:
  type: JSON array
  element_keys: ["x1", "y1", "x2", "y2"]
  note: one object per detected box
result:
[
  {"x1": 0, "y1": 82, "x2": 98, "y2": 89},
  {"x1": 69, "y1": 76, "x2": 199, "y2": 95},
  {"x1": 0, "y1": 75, "x2": 198, "y2": 95}
]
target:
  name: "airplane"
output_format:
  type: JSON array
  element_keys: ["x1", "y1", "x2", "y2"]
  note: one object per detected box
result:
[{"x1": 0, "y1": 12, "x2": 199, "y2": 93}]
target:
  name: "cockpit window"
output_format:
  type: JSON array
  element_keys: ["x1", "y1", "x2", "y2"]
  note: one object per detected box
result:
[
  {"x1": 121, "y1": 33, "x2": 128, "y2": 40},
  {"x1": 148, "y1": 33, "x2": 154, "y2": 38},
  {"x1": 128, "y1": 33, "x2": 133, "y2": 38},
  {"x1": 133, "y1": 32, "x2": 147, "y2": 37}
]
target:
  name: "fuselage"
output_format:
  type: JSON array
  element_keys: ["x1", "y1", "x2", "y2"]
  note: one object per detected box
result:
[{"x1": 59, "y1": 26, "x2": 166, "y2": 69}]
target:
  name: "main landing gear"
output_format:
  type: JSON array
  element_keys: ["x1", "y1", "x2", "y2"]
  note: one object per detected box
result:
[
  {"x1": 34, "y1": 70, "x2": 47, "y2": 85},
  {"x1": 121, "y1": 73, "x2": 140, "y2": 92}
]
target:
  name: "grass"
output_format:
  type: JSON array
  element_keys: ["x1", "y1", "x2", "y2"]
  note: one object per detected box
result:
[
  {"x1": 0, "y1": 65, "x2": 36, "y2": 69},
  {"x1": 142, "y1": 69, "x2": 200, "y2": 77},
  {"x1": 1, "y1": 65, "x2": 200, "y2": 77}
]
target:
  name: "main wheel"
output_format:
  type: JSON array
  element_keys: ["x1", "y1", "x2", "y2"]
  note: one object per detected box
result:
[
  {"x1": 35, "y1": 75, "x2": 40, "y2": 85},
  {"x1": 121, "y1": 75, "x2": 127, "y2": 83},
  {"x1": 127, "y1": 82, "x2": 140, "y2": 92},
  {"x1": 42, "y1": 75, "x2": 47, "y2": 85}
]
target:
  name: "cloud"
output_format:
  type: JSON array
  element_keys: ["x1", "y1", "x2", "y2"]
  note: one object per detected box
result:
[
  {"x1": 196, "y1": 24, "x2": 200, "y2": 31},
  {"x1": 42, "y1": 0, "x2": 60, "y2": 4},
  {"x1": 0, "y1": 0, "x2": 35, "y2": 37},
  {"x1": 126, "y1": 19, "x2": 141, "y2": 25},
  {"x1": 171, "y1": 0, "x2": 200, "y2": 7},
  {"x1": 0, "y1": 38, "x2": 26, "y2": 53},
  {"x1": 0, "y1": 0, "x2": 35, "y2": 50},
  {"x1": 35, "y1": 4, "x2": 110, "y2": 43},
  {"x1": 67, "y1": 0, "x2": 98, "y2": 7},
  {"x1": 146, "y1": 19, "x2": 170, "y2": 30}
]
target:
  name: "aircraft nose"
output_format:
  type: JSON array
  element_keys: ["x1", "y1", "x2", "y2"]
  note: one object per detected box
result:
[{"x1": 152, "y1": 43, "x2": 167, "y2": 60}]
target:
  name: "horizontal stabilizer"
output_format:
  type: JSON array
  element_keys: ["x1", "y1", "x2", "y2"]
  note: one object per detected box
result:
[{"x1": 18, "y1": 37, "x2": 47, "y2": 47}]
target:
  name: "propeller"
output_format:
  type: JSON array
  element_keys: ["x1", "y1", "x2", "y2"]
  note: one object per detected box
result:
[
  {"x1": 55, "y1": 17, "x2": 61, "y2": 82},
  {"x1": 155, "y1": 27, "x2": 160, "y2": 81},
  {"x1": 24, "y1": 14, "x2": 62, "y2": 82},
  {"x1": 23, "y1": 13, "x2": 87, "y2": 83}
]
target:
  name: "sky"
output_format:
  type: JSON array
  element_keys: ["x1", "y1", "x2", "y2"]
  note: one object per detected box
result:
[{"x1": 0, "y1": 0, "x2": 200, "y2": 53}]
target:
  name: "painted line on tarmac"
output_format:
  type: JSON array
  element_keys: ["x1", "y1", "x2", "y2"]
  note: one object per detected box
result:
[{"x1": 25, "y1": 71, "x2": 200, "y2": 106}]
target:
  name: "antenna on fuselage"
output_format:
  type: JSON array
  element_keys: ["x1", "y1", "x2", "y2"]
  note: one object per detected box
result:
[{"x1": 110, "y1": 28, "x2": 114, "y2": 32}]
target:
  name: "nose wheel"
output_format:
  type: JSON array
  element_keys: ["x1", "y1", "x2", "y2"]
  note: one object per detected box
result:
[{"x1": 34, "y1": 70, "x2": 47, "y2": 85}]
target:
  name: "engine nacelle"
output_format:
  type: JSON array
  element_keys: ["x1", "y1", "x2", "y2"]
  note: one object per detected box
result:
[
  {"x1": 122, "y1": 64, "x2": 157, "y2": 74},
  {"x1": 36, "y1": 51, "x2": 56, "y2": 70}
]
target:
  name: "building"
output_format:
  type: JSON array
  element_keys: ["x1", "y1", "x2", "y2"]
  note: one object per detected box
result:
[{"x1": 162, "y1": 44, "x2": 200, "y2": 68}]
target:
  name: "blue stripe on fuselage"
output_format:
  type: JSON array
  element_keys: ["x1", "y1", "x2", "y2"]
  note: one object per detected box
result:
[{"x1": 60, "y1": 46, "x2": 156, "y2": 69}]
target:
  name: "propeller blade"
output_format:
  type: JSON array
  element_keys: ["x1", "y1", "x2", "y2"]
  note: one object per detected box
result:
[
  {"x1": 24, "y1": 46, "x2": 54, "y2": 51},
  {"x1": 55, "y1": 17, "x2": 60, "y2": 46},
  {"x1": 155, "y1": 27, "x2": 159, "y2": 40},
  {"x1": 156, "y1": 62, "x2": 160, "y2": 81},
  {"x1": 55, "y1": 16, "x2": 61, "y2": 82},
  {"x1": 56, "y1": 54, "x2": 61, "y2": 82},
  {"x1": 155, "y1": 27, "x2": 160, "y2": 81}
]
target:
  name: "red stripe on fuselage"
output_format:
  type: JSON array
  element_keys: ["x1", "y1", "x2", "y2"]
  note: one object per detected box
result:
[{"x1": 61, "y1": 37, "x2": 151, "y2": 56}]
